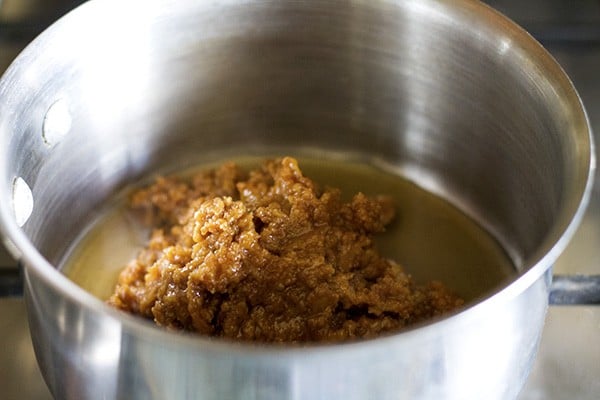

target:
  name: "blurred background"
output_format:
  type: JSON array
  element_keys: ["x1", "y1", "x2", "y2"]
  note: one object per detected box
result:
[{"x1": 1, "y1": 0, "x2": 599, "y2": 399}]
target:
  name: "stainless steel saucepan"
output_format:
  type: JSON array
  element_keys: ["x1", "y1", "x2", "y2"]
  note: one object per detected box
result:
[{"x1": 0, "y1": 0, "x2": 596, "y2": 399}]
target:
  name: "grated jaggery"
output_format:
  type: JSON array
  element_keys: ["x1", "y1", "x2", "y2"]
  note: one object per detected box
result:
[{"x1": 108, "y1": 157, "x2": 463, "y2": 342}]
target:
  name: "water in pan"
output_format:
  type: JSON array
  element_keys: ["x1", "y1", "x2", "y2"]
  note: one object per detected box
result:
[{"x1": 61, "y1": 156, "x2": 516, "y2": 304}]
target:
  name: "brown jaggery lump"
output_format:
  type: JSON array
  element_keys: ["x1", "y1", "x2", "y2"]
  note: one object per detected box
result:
[{"x1": 108, "y1": 157, "x2": 463, "y2": 342}]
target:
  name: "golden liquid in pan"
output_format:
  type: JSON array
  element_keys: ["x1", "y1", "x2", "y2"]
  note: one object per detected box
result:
[{"x1": 61, "y1": 157, "x2": 516, "y2": 302}]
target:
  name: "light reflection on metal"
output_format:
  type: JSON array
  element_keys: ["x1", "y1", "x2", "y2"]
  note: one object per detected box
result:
[{"x1": 12, "y1": 177, "x2": 33, "y2": 227}]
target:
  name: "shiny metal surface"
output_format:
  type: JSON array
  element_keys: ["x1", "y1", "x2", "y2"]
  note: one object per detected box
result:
[
  {"x1": 0, "y1": 0, "x2": 594, "y2": 399},
  {"x1": 519, "y1": 44, "x2": 600, "y2": 400}
]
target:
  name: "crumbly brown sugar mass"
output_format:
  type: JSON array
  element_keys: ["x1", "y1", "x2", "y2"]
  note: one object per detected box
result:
[{"x1": 108, "y1": 157, "x2": 463, "y2": 342}]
